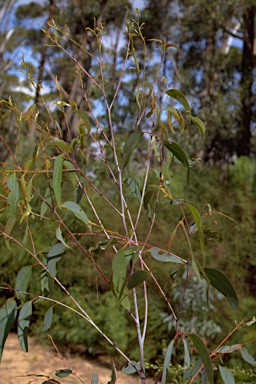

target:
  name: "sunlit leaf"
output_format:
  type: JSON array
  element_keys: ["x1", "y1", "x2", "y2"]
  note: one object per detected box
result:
[
  {"x1": 127, "y1": 271, "x2": 148, "y2": 289},
  {"x1": 165, "y1": 89, "x2": 191, "y2": 113},
  {"x1": 53, "y1": 155, "x2": 63, "y2": 209},
  {"x1": 219, "y1": 365, "x2": 235, "y2": 384},
  {"x1": 0, "y1": 299, "x2": 17, "y2": 361},
  {"x1": 188, "y1": 334, "x2": 213, "y2": 384},
  {"x1": 163, "y1": 141, "x2": 190, "y2": 184},
  {"x1": 123, "y1": 132, "x2": 143, "y2": 169},
  {"x1": 202, "y1": 268, "x2": 238, "y2": 311},
  {"x1": 149, "y1": 248, "x2": 185, "y2": 264},
  {"x1": 42, "y1": 306, "x2": 53, "y2": 332},
  {"x1": 15, "y1": 266, "x2": 32, "y2": 302},
  {"x1": 18, "y1": 300, "x2": 32, "y2": 352},
  {"x1": 162, "y1": 339, "x2": 174, "y2": 384}
]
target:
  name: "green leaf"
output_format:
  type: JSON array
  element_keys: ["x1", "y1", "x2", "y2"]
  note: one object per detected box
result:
[
  {"x1": 123, "y1": 132, "x2": 143, "y2": 169},
  {"x1": 128, "y1": 271, "x2": 148, "y2": 289},
  {"x1": 40, "y1": 187, "x2": 52, "y2": 217},
  {"x1": 15, "y1": 266, "x2": 32, "y2": 302},
  {"x1": 202, "y1": 268, "x2": 238, "y2": 311},
  {"x1": 149, "y1": 248, "x2": 185, "y2": 264},
  {"x1": 91, "y1": 374, "x2": 99, "y2": 384},
  {"x1": 188, "y1": 334, "x2": 213, "y2": 384},
  {"x1": 4, "y1": 214, "x2": 17, "y2": 250},
  {"x1": 162, "y1": 339, "x2": 174, "y2": 384},
  {"x1": 124, "y1": 178, "x2": 142, "y2": 201},
  {"x1": 183, "y1": 338, "x2": 191, "y2": 368},
  {"x1": 165, "y1": 89, "x2": 191, "y2": 113},
  {"x1": 73, "y1": 109, "x2": 91, "y2": 133},
  {"x1": 56, "y1": 227, "x2": 71, "y2": 249},
  {"x1": 0, "y1": 299, "x2": 17, "y2": 361},
  {"x1": 62, "y1": 201, "x2": 91, "y2": 230},
  {"x1": 6, "y1": 173, "x2": 20, "y2": 217},
  {"x1": 53, "y1": 155, "x2": 63, "y2": 209},
  {"x1": 241, "y1": 348, "x2": 256, "y2": 365},
  {"x1": 47, "y1": 243, "x2": 66, "y2": 278},
  {"x1": 121, "y1": 361, "x2": 140, "y2": 375},
  {"x1": 55, "y1": 369, "x2": 72, "y2": 378},
  {"x1": 111, "y1": 249, "x2": 132, "y2": 310},
  {"x1": 42, "y1": 306, "x2": 54, "y2": 332},
  {"x1": 63, "y1": 160, "x2": 77, "y2": 188},
  {"x1": 186, "y1": 203, "x2": 204, "y2": 252},
  {"x1": 167, "y1": 107, "x2": 185, "y2": 131},
  {"x1": 163, "y1": 141, "x2": 190, "y2": 184},
  {"x1": 151, "y1": 267, "x2": 170, "y2": 280},
  {"x1": 219, "y1": 365, "x2": 235, "y2": 384},
  {"x1": 50, "y1": 139, "x2": 72, "y2": 154},
  {"x1": 190, "y1": 116, "x2": 206, "y2": 136},
  {"x1": 17, "y1": 300, "x2": 32, "y2": 352}
]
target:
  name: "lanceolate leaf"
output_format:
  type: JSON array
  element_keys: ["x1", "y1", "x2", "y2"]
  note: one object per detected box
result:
[
  {"x1": 111, "y1": 249, "x2": 132, "y2": 310},
  {"x1": 202, "y1": 268, "x2": 238, "y2": 311},
  {"x1": 40, "y1": 186, "x2": 52, "y2": 217},
  {"x1": 53, "y1": 155, "x2": 63, "y2": 209},
  {"x1": 55, "y1": 369, "x2": 72, "y2": 378},
  {"x1": 56, "y1": 227, "x2": 71, "y2": 249},
  {"x1": 183, "y1": 338, "x2": 191, "y2": 368},
  {"x1": 47, "y1": 243, "x2": 66, "y2": 278},
  {"x1": 4, "y1": 214, "x2": 17, "y2": 250},
  {"x1": 124, "y1": 178, "x2": 142, "y2": 201},
  {"x1": 42, "y1": 306, "x2": 54, "y2": 332},
  {"x1": 15, "y1": 266, "x2": 32, "y2": 302},
  {"x1": 50, "y1": 139, "x2": 72, "y2": 154},
  {"x1": 62, "y1": 201, "x2": 91, "y2": 230},
  {"x1": 186, "y1": 203, "x2": 204, "y2": 252},
  {"x1": 123, "y1": 131, "x2": 143, "y2": 169},
  {"x1": 0, "y1": 299, "x2": 17, "y2": 362},
  {"x1": 163, "y1": 141, "x2": 190, "y2": 184},
  {"x1": 6, "y1": 173, "x2": 20, "y2": 217},
  {"x1": 188, "y1": 334, "x2": 213, "y2": 384},
  {"x1": 162, "y1": 339, "x2": 174, "y2": 384},
  {"x1": 219, "y1": 365, "x2": 235, "y2": 384},
  {"x1": 190, "y1": 116, "x2": 206, "y2": 136},
  {"x1": 17, "y1": 300, "x2": 33, "y2": 352},
  {"x1": 165, "y1": 89, "x2": 191, "y2": 113},
  {"x1": 149, "y1": 248, "x2": 186, "y2": 264},
  {"x1": 73, "y1": 109, "x2": 91, "y2": 133},
  {"x1": 127, "y1": 271, "x2": 148, "y2": 289},
  {"x1": 241, "y1": 348, "x2": 256, "y2": 365}
]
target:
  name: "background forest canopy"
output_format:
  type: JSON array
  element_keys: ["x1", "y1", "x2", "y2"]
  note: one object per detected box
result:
[
  {"x1": 0, "y1": 0, "x2": 256, "y2": 382},
  {"x1": 0, "y1": 0, "x2": 255, "y2": 163}
]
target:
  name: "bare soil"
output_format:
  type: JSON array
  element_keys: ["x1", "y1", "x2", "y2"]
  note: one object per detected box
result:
[{"x1": 0, "y1": 334, "x2": 146, "y2": 384}]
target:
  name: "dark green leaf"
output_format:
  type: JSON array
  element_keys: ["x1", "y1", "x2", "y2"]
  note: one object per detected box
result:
[
  {"x1": 128, "y1": 271, "x2": 148, "y2": 289},
  {"x1": 149, "y1": 248, "x2": 185, "y2": 264},
  {"x1": 162, "y1": 339, "x2": 174, "y2": 384},
  {"x1": 6, "y1": 173, "x2": 20, "y2": 217},
  {"x1": 55, "y1": 369, "x2": 72, "y2": 378},
  {"x1": 203, "y1": 228, "x2": 223, "y2": 243},
  {"x1": 165, "y1": 89, "x2": 191, "y2": 113},
  {"x1": 219, "y1": 366, "x2": 235, "y2": 384},
  {"x1": 42, "y1": 306, "x2": 53, "y2": 332},
  {"x1": 15, "y1": 266, "x2": 32, "y2": 302},
  {"x1": 53, "y1": 155, "x2": 63, "y2": 209},
  {"x1": 151, "y1": 267, "x2": 170, "y2": 280},
  {"x1": 163, "y1": 141, "x2": 190, "y2": 184},
  {"x1": 111, "y1": 249, "x2": 132, "y2": 310},
  {"x1": 123, "y1": 132, "x2": 143, "y2": 169},
  {"x1": 124, "y1": 178, "x2": 142, "y2": 201},
  {"x1": 0, "y1": 299, "x2": 17, "y2": 361},
  {"x1": 202, "y1": 268, "x2": 238, "y2": 311},
  {"x1": 188, "y1": 334, "x2": 213, "y2": 384},
  {"x1": 18, "y1": 300, "x2": 32, "y2": 352},
  {"x1": 241, "y1": 348, "x2": 256, "y2": 365},
  {"x1": 62, "y1": 201, "x2": 91, "y2": 230}
]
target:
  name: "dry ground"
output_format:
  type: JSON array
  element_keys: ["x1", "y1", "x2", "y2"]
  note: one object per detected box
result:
[{"x1": 0, "y1": 333, "x2": 149, "y2": 384}]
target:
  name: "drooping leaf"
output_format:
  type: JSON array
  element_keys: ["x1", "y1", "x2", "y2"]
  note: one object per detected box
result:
[
  {"x1": 47, "y1": 243, "x2": 66, "y2": 278},
  {"x1": 20, "y1": 174, "x2": 32, "y2": 201},
  {"x1": 149, "y1": 248, "x2": 185, "y2": 264},
  {"x1": 190, "y1": 116, "x2": 206, "y2": 136},
  {"x1": 56, "y1": 227, "x2": 71, "y2": 249},
  {"x1": 127, "y1": 271, "x2": 148, "y2": 289},
  {"x1": 53, "y1": 155, "x2": 63, "y2": 209},
  {"x1": 183, "y1": 338, "x2": 191, "y2": 368},
  {"x1": 40, "y1": 187, "x2": 52, "y2": 217},
  {"x1": 163, "y1": 141, "x2": 190, "y2": 184},
  {"x1": 17, "y1": 300, "x2": 33, "y2": 352},
  {"x1": 18, "y1": 225, "x2": 29, "y2": 261},
  {"x1": 162, "y1": 339, "x2": 174, "y2": 384},
  {"x1": 4, "y1": 214, "x2": 17, "y2": 250},
  {"x1": 165, "y1": 89, "x2": 191, "y2": 113},
  {"x1": 0, "y1": 299, "x2": 17, "y2": 361},
  {"x1": 55, "y1": 369, "x2": 72, "y2": 378},
  {"x1": 73, "y1": 109, "x2": 91, "y2": 133},
  {"x1": 202, "y1": 268, "x2": 238, "y2": 311},
  {"x1": 123, "y1": 131, "x2": 143, "y2": 169},
  {"x1": 50, "y1": 139, "x2": 72, "y2": 154},
  {"x1": 111, "y1": 249, "x2": 132, "y2": 310},
  {"x1": 241, "y1": 348, "x2": 256, "y2": 365},
  {"x1": 219, "y1": 365, "x2": 235, "y2": 384},
  {"x1": 63, "y1": 160, "x2": 77, "y2": 188},
  {"x1": 6, "y1": 173, "x2": 20, "y2": 217},
  {"x1": 15, "y1": 266, "x2": 32, "y2": 302},
  {"x1": 188, "y1": 334, "x2": 213, "y2": 384},
  {"x1": 42, "y1": 306, "x2": 54, "y2": 332},
  {"x1": 167, "y1": 107, "x2": 185, "y2": 131},
  {"x1": 62, "y1": 201, "x2": 91, "y2": 230},
  {"x1": 186, "y1": 203, "x2": 204, "y2": 252},
  {"x1": 91, "y1": 373, "x2": 99, "y2": 384},
  {"x1": 124, "y1": 178, "x2": 142, "y2": 201}
]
